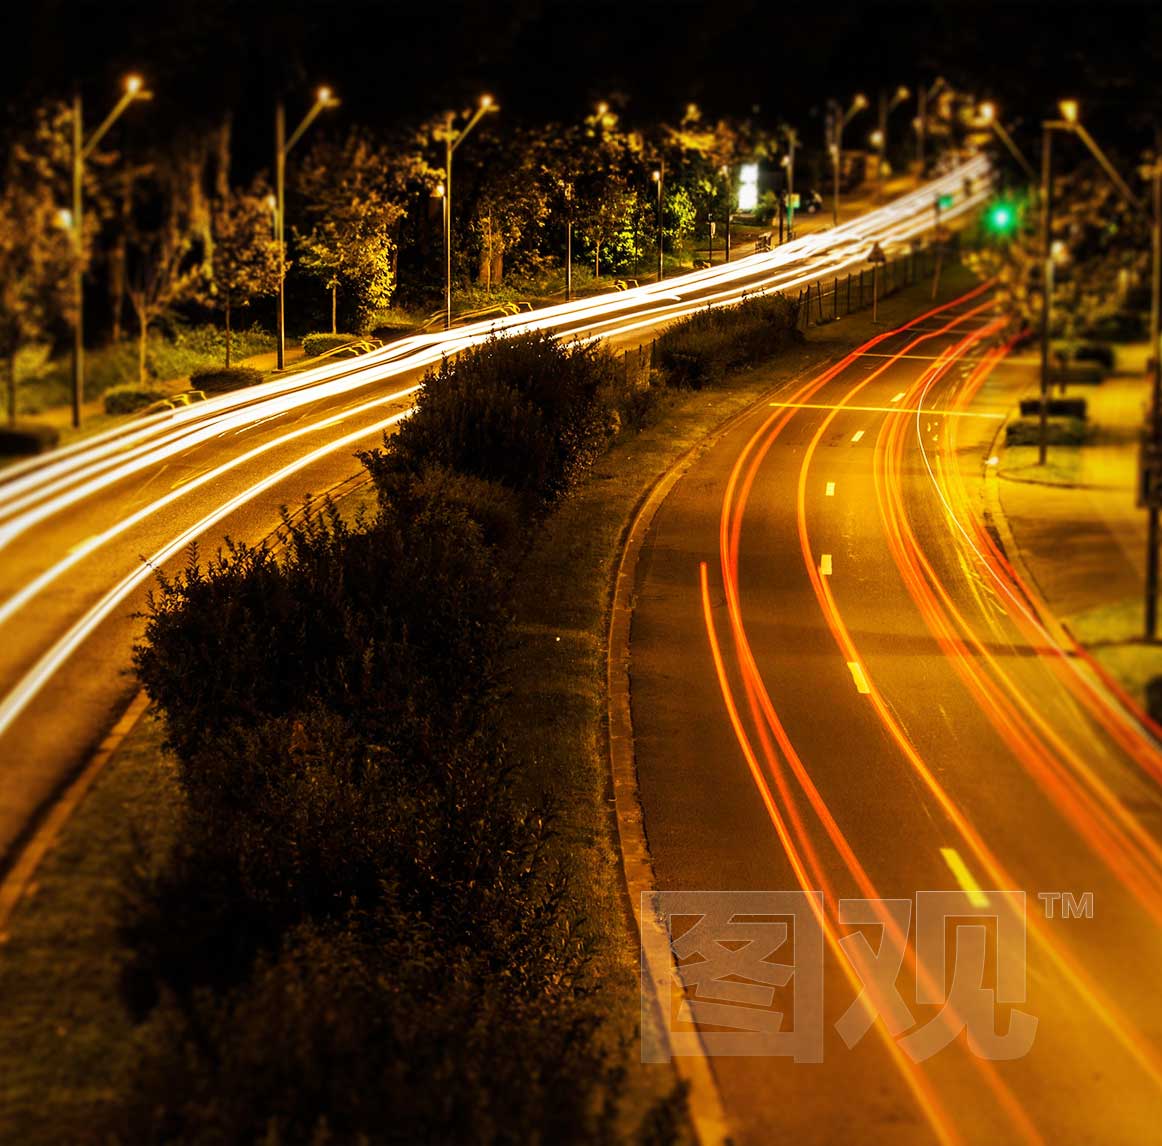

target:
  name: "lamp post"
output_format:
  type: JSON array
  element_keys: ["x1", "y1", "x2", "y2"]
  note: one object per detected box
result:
[
  {"x1": 442, "y1": 94, "x2": 497, "y2": 331},
  {"x1": 782, "y1": 126, "x2": 798, "y2": 241},
  {"x1": 720, "y1": 163, "x2": 732, "y2": 262},
  {"x1": 916, "y1": 76, "x2": 946, "y2": 175},
  {"x1": 830, "y1": 92, "x2": 868, "y2": 227},
  {"x1": 275, "y1": 86, "x2": 339, "y2": 370},
  {"x1": 875, "y1": 85, "x2": 910, "y2": 187},
  {"x1": 69, "y1": 74, "x2": 152, "y2": 429},
  {"x1": 977, "y1": 102, "x2": 1037, "y2": 182},
  {"x1": 652, "y1": 165, "x2": 664, "y2": 282},
  {"x1": 562, "y1": 180, "x2": 575, "y2": 300},
  {"x1": 1038, "y1": 102, "x2": 1086, "y2": 469}
]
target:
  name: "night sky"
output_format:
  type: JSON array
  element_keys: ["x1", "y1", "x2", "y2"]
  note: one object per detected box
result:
[{"x1": 6, "y1": 1, "x2": 1162, "y2": 166}]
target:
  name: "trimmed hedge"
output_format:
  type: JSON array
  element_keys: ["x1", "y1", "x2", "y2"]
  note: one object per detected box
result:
[
  {"x1": 361, "y1": 331, "x2": 620, "y2": 506},
  {"x1": 104, "y1": 384, "x2": 168, "y2": 415},
  {"x1": 655, "y1": 292, "x2": 801, "y2": 389},
  {"x1": 0, "y1": 422, "x2": 59, "y2": 456},
  {"x1": 188, "y1": 365, "x2": 263, "y2": 394},
  {"x1": 302, "y1": 332, "x2": 360, "y2": 357},
  {"x1": 1005, "y1": 416, "x2": 1088, "y2": 447}
]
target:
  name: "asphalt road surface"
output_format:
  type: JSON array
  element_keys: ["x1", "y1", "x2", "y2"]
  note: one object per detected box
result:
[
  {"x1": 629, "y1": 286, "x2": 1162, "y2": 1143},
  {"x1": 0, "y1": 161, "x2": 992, "y2": 869}
]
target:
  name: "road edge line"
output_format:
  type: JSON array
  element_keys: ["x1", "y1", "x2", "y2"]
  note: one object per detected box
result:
[
  {"x1": 605, "y1": 358, "x2": 847, "y2": 1145},
  {"x1": 0, "y1": 689, "x2": 150, "y2": 935}
]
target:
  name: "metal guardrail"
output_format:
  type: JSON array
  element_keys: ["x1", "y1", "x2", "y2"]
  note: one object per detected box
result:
[
  {"x1": 313, "y1": 336, "x2": 383, "y2": 361},
  {"x1": 420, "y1": 300, "x2": 533, "y2": 331}
]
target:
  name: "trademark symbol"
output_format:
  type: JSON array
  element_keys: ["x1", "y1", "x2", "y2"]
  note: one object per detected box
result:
[{"x1": 1038, "y1": 891, "x2": 1094, "y2": 920}]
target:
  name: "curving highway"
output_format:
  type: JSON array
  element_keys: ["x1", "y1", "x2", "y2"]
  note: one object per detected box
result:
[{"x1": 630, "y1": 284, "x2": 1162, "y2": 1143}]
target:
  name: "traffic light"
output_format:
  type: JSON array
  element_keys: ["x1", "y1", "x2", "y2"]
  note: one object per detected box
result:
[{"x1": 986, "y1": 201, "x2": 1017, "y2": 235}]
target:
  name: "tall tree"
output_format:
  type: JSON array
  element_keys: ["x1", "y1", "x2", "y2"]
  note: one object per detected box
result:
[
  {"x1": 201, "y1": 179, "x2": 280, "y2": 365},
  {"x1": 296, "y1": 129, "x2": 416, "y2": 331},
  {"x1": 0, "y1": 111, "x2": 71, "y2": 425}
]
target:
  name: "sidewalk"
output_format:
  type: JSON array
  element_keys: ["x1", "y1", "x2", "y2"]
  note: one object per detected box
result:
[
  {"x1": 991, "y1": 346, "x2": 1162, "y2": 702},
  {"x1": 36, "y1": 345, "x2": 307, "y2": 448}
]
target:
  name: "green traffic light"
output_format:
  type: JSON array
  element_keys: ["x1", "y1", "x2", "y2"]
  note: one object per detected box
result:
[{"x1": 987, "y1": 203, "x2": 1016, "y2": 233}]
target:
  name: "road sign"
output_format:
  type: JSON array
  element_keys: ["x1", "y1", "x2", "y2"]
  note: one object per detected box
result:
[{"x1": 867, "y1": 242, "x2": 887, "y2": 265}]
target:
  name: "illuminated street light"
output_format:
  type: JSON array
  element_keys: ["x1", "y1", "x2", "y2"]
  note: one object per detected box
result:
[
  {"x1": 69, "y1": 74, "x2": 152, "y2": 428},
  {"x1": 916, "y1": 75, "x2": 947, "y2": 174},
  {"x1": 441, "y1": 94, "x2": 499, "y2": 330},
  {"x1": 652, "y1": 168, "x2": 663, "y2": 282},
  {"x1": 781, "y1": 125, "x2": 799, "y2": 242},
  {"x1": 873, "y1": 85, "x2": 911, "y2": 188},
  {"x1": 1059, "y1": 99, "x2": 1079, "y2": 125},
  {"x1": 830, "y1": 93, "x2": 869, "y2": 227},
  {"x1": 977, "y1": 101, "x2": 1037, "y2": 181},
  {"x1": 275, "y1": 86, "x2": 340, "y2": 370}
]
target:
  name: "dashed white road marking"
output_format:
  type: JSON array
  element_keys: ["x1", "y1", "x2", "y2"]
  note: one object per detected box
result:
[
  {"x1": 846, "y1": 661, "x2": 871, "y2": 694},
  {"x1": 851, "y1": 430, "x2": 865, "y2": 443},
  {"x1": 821, "y1": 553, "x2": 833, "y2": 576},
  {"x1": 890, "y1": 391, "x2": 905, "y2": 403},
  {"x1": 939, "y1": 847, "x2": 990, "y2": 908},
  {"x1": 825, "y1": 481, "x2": 836, "y2": 497}
]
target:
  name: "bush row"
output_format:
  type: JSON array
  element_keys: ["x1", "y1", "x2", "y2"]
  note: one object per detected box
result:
[
  {"x1": 104, "y1": 384, "x2": 169, "y2": 415},
  {"x1": 188, "y1": 365, "x2": 264, "y2": 393},
  {"x1": 654, "y1": 292, "x2": 801, "y2": 389},
  {"x1": 117, "y1": 332, "x2": 681, "y2": 1142},
  {"x1": 301, "y1": 331, "x2": 361, "y2": 357}
]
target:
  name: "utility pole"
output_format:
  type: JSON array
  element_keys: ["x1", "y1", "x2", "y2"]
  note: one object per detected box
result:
[
  {"x1": 783, "y1": 128, "x2": 798, "y2": 241},
  {"x1": 722, "y1": 163, "x2": 732, "y2": 263},
  {"x1": 652, "y1": 162, "x2": 664, "y2": 282},
  {"x1": 71, "y1": 92, "x2": 83, "y2": 430},
  {"x1": 275, "y1": 101, "x2": 286, "y2": 369},
  {"x1": 275, "y1": 86, "x2": 340, "y2": 369},
  {"x1": 1038, "y1": 126, "x2": 1054, "y2": 467},
  {"x1": 564, "y1": 181, "x2": 574, "y2": 299},
  {"x1": 68, "y1": 76, "x2": 151, "y2": 428},
  {"x1": 441, "y1": 95, "x2": 496, "y2": 330},
  {"x1": 1145, "y1": 154, "x2": 1161, "y2": 639}
]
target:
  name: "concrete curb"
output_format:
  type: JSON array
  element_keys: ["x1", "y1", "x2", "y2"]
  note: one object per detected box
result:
[
  {"x1": 605, "y1": 359, "x2": 838, "y2": 1146},
  {"x1": 0, "y1": 689, "x2": 150, "y2": 936}
]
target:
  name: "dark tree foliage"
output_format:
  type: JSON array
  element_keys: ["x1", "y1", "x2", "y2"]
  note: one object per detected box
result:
[{"x1": 134, "y1": 494, "x2": 506, "y2": 761}]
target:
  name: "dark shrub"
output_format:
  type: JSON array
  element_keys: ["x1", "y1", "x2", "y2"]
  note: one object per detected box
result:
[
  {"x1": 0, "y1": 422, "x2": 59, "y2": 456},
  {"x1": 113, "y1": 907, "x2": 687, "y2": 1146},
  {"x1": 301, "y1": 331, "x2": 360, "y2": 357},
  {"x1": 655, "y1": 293, "x2": 801, "y2": 389},
  {"x1": 366, "y1": 331, "x2": 619, "y2": 505},
  {"x1": 188, "y1": 365, "x2": 263, "y2": 393},
  {"x1": 1005, "y1": 416, "x2": 1087, "y2": 447},
  {"x1": 104, "y1": 384, "x2": 168, "y2": 415},
  {"x1": 133, "y1": 495, "x2": 506, "y2": 761}
]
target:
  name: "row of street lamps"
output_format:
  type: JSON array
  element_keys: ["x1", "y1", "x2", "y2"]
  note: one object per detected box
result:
[{"x1": 981, "y1": 98, "x2": 1162, "y2": 638}]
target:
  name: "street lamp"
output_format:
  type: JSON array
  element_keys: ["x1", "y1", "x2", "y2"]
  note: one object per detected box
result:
[
  {"x1": 652, "y1": 167, "x2": 664, "y2": 282},
  {"x1": 916, "y1": 76, "x2": 946, "y2": 174},
  {"x1": 874, "y1": 85, "x2": 910, "y2": 186},
  {"x1": 69, "y1": 74, "x2": 152, "y2": 428},
  {"x1": 782, "y1": 125, "x2": 799, "y2": 242},
  {"x1": 442, "y1": 94, "x2": 498, "y2": 330},
  {"x1": 275, "y1": 85, "x2": 340, "y2": 370},
  {"x1": 977, "y1": 102, "x2": 1037, "y2": 182},
  {"x1": 720, "y1": 163, "x2": 733, "y2": 263},
  {"x1": 830, "y1": 92, "x2": 868, "y2": 227}
]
